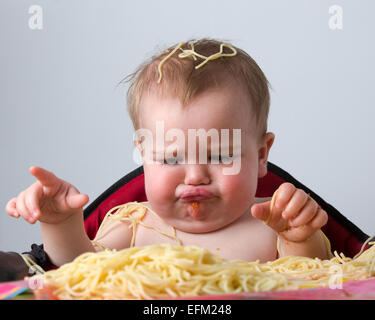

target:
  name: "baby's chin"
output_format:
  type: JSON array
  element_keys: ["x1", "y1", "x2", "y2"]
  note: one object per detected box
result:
[{"x1": 168, "y1": 217, "x2": 233, "y2": 234}]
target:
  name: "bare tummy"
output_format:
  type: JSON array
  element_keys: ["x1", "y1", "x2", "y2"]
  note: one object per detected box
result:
[{"x1": 133, "y1": 201, "x2": 278, "y2": 262}]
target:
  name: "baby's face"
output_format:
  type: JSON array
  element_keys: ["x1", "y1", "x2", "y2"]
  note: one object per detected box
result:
[{"x1": 137, "y1": 85, "x2": 272, "y2": 233}]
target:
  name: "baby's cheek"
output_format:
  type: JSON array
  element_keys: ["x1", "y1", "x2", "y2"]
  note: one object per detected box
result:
[
  {"x1": 144, "y1": 168, "x2": 176, "y2": 203},
  {"x1": 220, "y1": 173, "x2": 257, "y2": 204}
]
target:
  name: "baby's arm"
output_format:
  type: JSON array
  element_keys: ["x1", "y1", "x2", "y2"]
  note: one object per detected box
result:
[
  {"x1": 6, "y1": 167, "x2": 133, "y2": 266},
  {"x1": 276, "y1": 229, "x2": 330, "y2": 259},
  {"x1": 6, "y1": 166, "x2": 95, "y2": 266},
  {"x1": 251, "y1": 183, "x2": 331, "y2": 259},
  {"x1": 39, "y1": 209, "x2": 95, "y2": 266}
]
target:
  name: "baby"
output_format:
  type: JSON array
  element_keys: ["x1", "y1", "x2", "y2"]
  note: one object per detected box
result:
[{"x1": 5, "y1": 39, "x2": 330, "y2": 266}]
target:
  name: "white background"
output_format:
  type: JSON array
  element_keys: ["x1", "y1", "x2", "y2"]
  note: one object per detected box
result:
[{"x1": 1, "y1": 0, "x2": 374, "y2": 252}]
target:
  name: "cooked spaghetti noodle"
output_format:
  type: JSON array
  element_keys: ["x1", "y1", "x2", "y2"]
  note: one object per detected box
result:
[
  {"x1": 31, "y1": 202, "x2": 375, "y2": 300},
  {"x1": 157, "y1": 41, "x2": 237, "y2": 83},
  {"x1": 91, "y1": 202, "x2": 182, "y2": 249},
  {"x1": 35, "y1": 241, "x2": 375, "y2": 300}
]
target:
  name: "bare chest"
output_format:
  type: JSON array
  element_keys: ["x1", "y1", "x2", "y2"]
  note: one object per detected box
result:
[{"x1": 134, "y1": 209, "x2": 278, "y2": 262}]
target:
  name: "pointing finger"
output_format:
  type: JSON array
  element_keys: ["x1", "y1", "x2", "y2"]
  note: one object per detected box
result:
[{"x1": 29, "y1": 166, "x2": 62, "y2": 191}]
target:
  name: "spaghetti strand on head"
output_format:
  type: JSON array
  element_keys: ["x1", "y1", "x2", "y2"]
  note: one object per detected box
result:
[{"x1": 157, "y1": 41, "x2": 237, "y2": 84}]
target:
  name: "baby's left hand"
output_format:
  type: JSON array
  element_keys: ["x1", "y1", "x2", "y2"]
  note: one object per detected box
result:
[{"x1": 251, "y1": 183, "x2": 328, "y2": 242}]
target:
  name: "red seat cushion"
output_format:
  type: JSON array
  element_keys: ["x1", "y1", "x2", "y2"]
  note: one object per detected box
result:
[{"x1": 84, "y1": 167, "x2": 147, "y2": 240}]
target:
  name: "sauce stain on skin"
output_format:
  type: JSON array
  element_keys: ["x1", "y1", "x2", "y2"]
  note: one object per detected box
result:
[{"x1": 190, "y1": 201, "x2": 199, "y2": 218}]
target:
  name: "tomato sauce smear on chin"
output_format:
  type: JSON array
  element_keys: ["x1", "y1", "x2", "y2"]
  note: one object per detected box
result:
[{"x1": 188, "y1": 201, "x2": 199, "y2": 218}]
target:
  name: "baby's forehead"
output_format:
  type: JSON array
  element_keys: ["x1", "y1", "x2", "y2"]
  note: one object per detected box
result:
[
  {"x1": 138, "y1": 89, "x2": 258, "y2": 146},
  {"x1": 140, "y1": 83, "x2": 255, "y2": 123}
]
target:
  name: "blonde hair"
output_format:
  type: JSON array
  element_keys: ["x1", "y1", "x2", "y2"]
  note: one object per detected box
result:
[{"x1": 122, "y1": 38, "x2": 271, "y2": 136}]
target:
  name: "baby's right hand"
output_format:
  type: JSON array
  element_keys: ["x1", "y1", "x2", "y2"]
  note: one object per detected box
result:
[{"x1": 5, "y1": 166, "x2": 89, "y2": 225}]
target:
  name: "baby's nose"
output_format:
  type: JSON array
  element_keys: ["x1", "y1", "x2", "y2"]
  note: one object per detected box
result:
[{"x1": 184, "y1": 164, "x2": 211, "y2": 185}]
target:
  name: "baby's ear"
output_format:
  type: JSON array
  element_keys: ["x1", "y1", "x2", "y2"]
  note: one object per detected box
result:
[
  {"x1": 258, "y1": 132, "x2": 275, "y2": 178},
  {"x1": 134, "y1": 140, "x2": 143, "y2": 154},
  {"x1": 133, "y1": 140, "x2": 145, "y2": 165}
]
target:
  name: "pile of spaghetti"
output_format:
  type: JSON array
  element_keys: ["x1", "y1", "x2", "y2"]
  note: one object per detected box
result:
[{"x1": 33, "y1": 240, "x2": 375, "y2": 300}]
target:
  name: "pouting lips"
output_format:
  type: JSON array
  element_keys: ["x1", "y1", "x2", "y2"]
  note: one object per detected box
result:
[
  {"x1": 180, "y1": 195, "x2": 213, "y2": 202},
  {"x1": 179, "y1": 188, "x2": 214, "y2": 202}
]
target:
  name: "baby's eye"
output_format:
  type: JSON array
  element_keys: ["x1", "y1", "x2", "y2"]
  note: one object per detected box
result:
[
  {"x1": 161, "y1": 158, "x2": 182, "y2": 165},
  {"x1": 209, "y1": 154, "x2": 233, "y2": 164}
]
